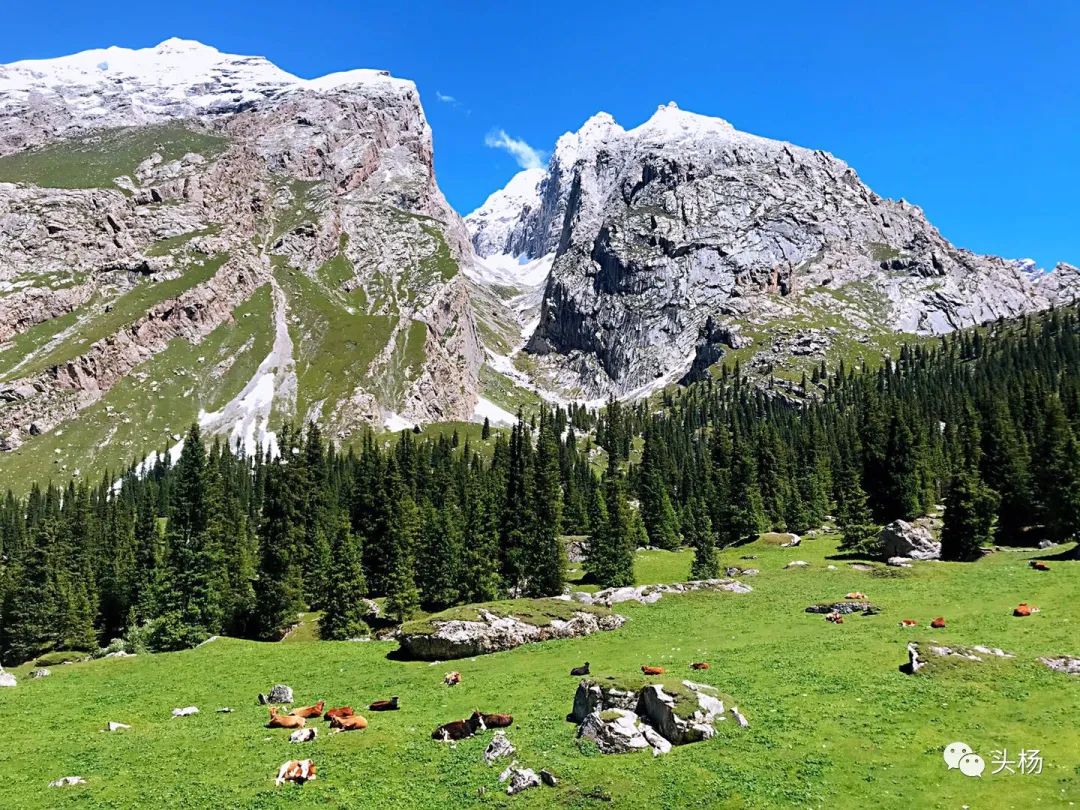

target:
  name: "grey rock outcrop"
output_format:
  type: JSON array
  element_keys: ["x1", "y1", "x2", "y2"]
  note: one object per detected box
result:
[
  {"x1": 880, "y1": 518, "x2": 941, "y2": 560},
  {"x1": 0, "y1": 667, "x2": 15, "y2": 687},
  {"x1": 805, "y1": 601, "x2": 875, "y2": 615},
  {"x1": 265, "y1": 684, "x2": 293, "y2": 704},
  {"x1": 578, "y1": 708, "x2": 659, "y2": 755},
  {"x1": 397, "y1": 607, "x2": 626, "y2": 660},
  {"x1": 483, "y1": 731, "x2": 515, "y2": 764},
  {"x1": 1038, "y1": 656, "x2": 1080, "y2": 676},
  {"x1": 30, "y1": 667, "x2": 50, "y2": 678},
  {"x1": 638, "y1": 682, "x2": 726, "y2": 745},
  {"x1": 498, "y1": 761, "x2": 541, "y2": 795},
  {"x1": 568, "y1": 578, "x2": 752, "y2": 607}
]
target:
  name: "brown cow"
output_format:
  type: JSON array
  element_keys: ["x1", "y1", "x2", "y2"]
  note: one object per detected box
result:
[
  {"x1": 845, "y1": 592, "x2": 867, "y2": 600},
  {"x1": 690, "y1": 662, "x2": 710, "y2": 671},
  {"x1": 825, "y1": 611, "x2": 844, "y2": 624},
  {"x1": 267, "y1": 707, "x2": 306, "y2": 729},
  {"x1": 473, "y1": 709, "x2": 512, "y2": 729},
  {"x1": 444, "y1": 671, "x2": 462, "y2": 686},
  {"x1": 641, "y1": 666, "x2": 665, "y2": 676},
  {"x1": 1014, "y1": 603, "x2": 1035, "y2": 617},
  {"x1": 276, "y1": 759, "x2": 316, "y2": 785},
  {"x1": 289, "y1": 700, "x2": 325, "y2": 719},
  {"x1": 329, "y1": 714, "x2": 368, "y2": 731},
  {"x1": 1030, "y1": 561, "x2": 1050, "y2": 571},
  {"x1": 369, "y1": 696, "x2": 399, "y2": 712},
  {"x1": 323, "y1": 706, "x2": 353, "y2": 721},
  {"x1": 899, "y1": 619, "x2": 919, "y2": 628},
  {"x1": 930, "y1": 617, "x2": 946, "y2": 629},
  {"x1": 432, "y1": 713, "x2": 483, "y2": 742}
]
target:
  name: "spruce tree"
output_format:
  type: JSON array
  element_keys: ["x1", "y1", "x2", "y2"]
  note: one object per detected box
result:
[
  {"x1": 523, "y1": 409, "x2": 566, "y2": 596},
  {"x1": 940, "y1": 470, "x2": 999, "y2": 561},
  {"x1": 384, "y1": 466, "x2": 421, "y2": 622},
  {"x1": 639, "y1": 425, "x2": 680, "y2": 549},
  {"x1": 320, "y1": 516, "x2": 369, "y2": 640},
  {"x1": 686, "y1": 497, "x2": 720, "y2": 580},
  {"x1": 584, "y1": 455, "x2": 635, "y2": 588}
]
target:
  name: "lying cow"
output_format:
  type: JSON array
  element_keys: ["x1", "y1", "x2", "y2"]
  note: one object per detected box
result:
[
  {"x1": 930, "y1": 617, "x2": 946, "y2": 629},
  {"x1": 323, "y1": 706, "x2": 353, "y2": 721},
  {"x1": 267, "y1": 707, "x2": 306, "y2": 729},
  {"x1": 899, "y1": 619, "x2": 919, "y2": 628},
  {"x1": 289, "y1": 727, "x2": 317, "y2": 743},
  {"x1": 1030, "y1": 561, "x2": 1050, "y2": 571},
  {"x1": 473, "y1": 709, "x2": 512, "y2": 729},
  {"x1": 289, "y1": 700, "x2": 325, "y2": 719},
  {"x1": 276, "y1": 759, "x2": 316, "y2": 785},
  {"x1": 641, "y1": 665, "x2": 665, "y2": 676},
  {"x1": 329, "y1": 714, "x2": 368, "y2": 731},
  {"x1": 569, "y1": 662, "x2": 590, "y2": 677},
  {"x1": 444, "y1": 671, "x2": 462, "y2": 686},
  {"x1": 432, "y1": 713, "x2": 483, "y2": 742},
  {"x1": 369, "y1": 696, "x2": 399, "y2": 712}
]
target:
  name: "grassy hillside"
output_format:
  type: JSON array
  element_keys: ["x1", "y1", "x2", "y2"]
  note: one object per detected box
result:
[
  {"x1": 3, "y1": 536, "x2": 1077, "y2": 808},
  {"x1": 0, "y1": 124, "x2": 228, "y2": 189}
]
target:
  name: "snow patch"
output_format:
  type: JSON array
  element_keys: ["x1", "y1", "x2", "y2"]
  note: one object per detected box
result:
[{"x1": 473, "y1": 396, "x2": 517, "y2": 427}]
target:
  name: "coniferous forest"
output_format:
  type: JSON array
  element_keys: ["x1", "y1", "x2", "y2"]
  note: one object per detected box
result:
[{"x1": 1, "y1": 307, "x2": 1078, "y2": 665}]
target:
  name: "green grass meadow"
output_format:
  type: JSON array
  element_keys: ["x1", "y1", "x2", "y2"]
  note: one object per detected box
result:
[{"x1": 2, "y1": 537, "x2": 1078, "y2": 808}]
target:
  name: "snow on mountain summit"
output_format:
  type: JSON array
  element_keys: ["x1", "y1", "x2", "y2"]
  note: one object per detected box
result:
[{"x1": 0, "y1": 39, "x2": 414, "y2": 152}]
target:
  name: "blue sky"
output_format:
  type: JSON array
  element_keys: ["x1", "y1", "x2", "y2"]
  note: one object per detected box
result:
[{"x1": 4, "y1": 1, "x2": 1078, "y2": 267}]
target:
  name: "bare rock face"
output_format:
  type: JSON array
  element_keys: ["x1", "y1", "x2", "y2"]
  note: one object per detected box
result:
[
  {"x1": 0, "y1": 40, "x2": 481, "y2": 459},
  {"x1": 638, "y1": 682, "x2": 725, "y2": 745},
  {"x1": 468, "y1": 103, "x2": 1079, "y2": 399},
  {"x1": 578, "y1": 708, "x2": 659, "y2": 755},
  {"x1": 879, "y1": 518, "x2": 941, "y2": 561},
  {"x1": 397, "y1": 605, "x2": 626, "y2": 661}
]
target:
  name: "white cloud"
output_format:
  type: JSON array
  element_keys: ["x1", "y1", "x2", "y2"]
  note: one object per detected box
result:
[
  {"x1": 435, "y1": 91, "x2": 456, "y2": 103},
  {"x1": 484, "y1": 129, "x2": 546, "y2": 170}
]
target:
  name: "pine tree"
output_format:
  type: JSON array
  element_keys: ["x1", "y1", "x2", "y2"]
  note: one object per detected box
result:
[
  {"x1": 836, "y1": 462, "x2": 878, "y2": 552},
  {"x1": 384, "y1": 466, "x2": 421, "y2": 622},
  {"x1": 686, "y1": 497, "x2": 720, "y2": 579},
  {"x1": 319, "y1": 515, "x2": 369, "y2": 640},
  {"x1": 523, "y1": 409, "x2": 566, "y2": 596},
  {"x1": 639, "y1": 425, "x2": 680, "y2": 549},
  {"x1": 584, "y1": 454, "x2": 635, "y2": 588},
  {"x1": 940, "y1": 469, "x2": 999, "y2": 561}
]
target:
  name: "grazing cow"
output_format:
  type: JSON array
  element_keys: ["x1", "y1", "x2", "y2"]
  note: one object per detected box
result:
[
  {"x1": 570, "y1": 662, "x2": 590, "y2": 677},
  {"x1": 825, "y1": 611, "x2": 844, "y2": 624},
  {"x1": 930, "y1": 617, "x2": 946, "y2": 629},
  {"x1": 690, "y1": 662, "x2": 710, "y2": 671},
  {"x1": 1031, "y1": 561, "x2": 1050, "y2": 571},
  {"x1": 323, "y1": 706, "x2": 353, "y2": 721},
  {"x1": 432, "y1": 714, "x2": 483, "y2": 742},
  {"x1": 1014, "y1": 603, "x2": 1035, "y2": 617},
  {"x1": 641, "y1": 666, "x2": 665, "y2": 676},
  {"x1": 289, "y1": 727, "x2": 317, "y2": 743},
  {"x1": 267, "y1": 707, "x2": 306, "y2": 729},
  {"x1": 369, "y1": 696, "x2": 399, "y2": 712},
  {"x1": 473, "y1": 709, "x2": 512, "y2": 728},
  {"x1": 444, "y1": 671, "x2": 462, "y2": 686},
  {"x1": 276, "y1": 759, "x2": 316, "y2": 786},
  {"x1": 289, "y1": 700, "x2": 325, "y2": 719},
  {"x1": 329, "y1": 714, "x2": 368, "y2": 731},
  {"x1": 845, "y1": 592, "x2": 867, "y2": 600},
  {"x1": 899, "y1": 619, "x2": 919, "y2": 628}
]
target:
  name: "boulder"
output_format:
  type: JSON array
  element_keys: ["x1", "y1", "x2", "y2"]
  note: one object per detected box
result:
[
  {"x1": 784, "y1": 560, "x2": 809, "y2": 569},
  {"x1": 1037, "y1": 540, "x2": 1054, "y2": 549},
  {"x1": 104, "y1": 650, "x2": 135, "y2": 658},
  {"x1": 886, "y1": 557, "x2": 913, "y2": 568},
  {"x1": 638, "y1": 682, "x2": 724, "y2": 745},
  {"x1": 30, "y1": 668, "x2": 50, "y2": 679},
  {"x1": 1038, "y1": 656, "x2": 1080, "y2": 676},
  {"x1": 565, "y1": 537, "x2": 588, "y2": 563},
  {"x1": 578, "y1": 709, "x2": 657, "y2": 754},
  {"x1": 49, "y1": 776, "x2": 86, "y2": 787},
  {"x1": 398, "y1": 607, "x2": 626, "y2": 660},
  {"x1": 902, "y1": 641, "x2": 1014, "y2": 674},
  {"x1": 484, "y1": 731, "x2": 515, "y2": 764},
  {"x1": 265, "y1": 684, "x2": 293, "y2": 704},
  {"x1": 580, "y1": 579, "x2": 753, "y2": 608},
  {"x1": 171, "y1": 706, "x2": 199, "y2": 717},
  {"x1": 879, "y1": 518, "x2": 941, "y2": 560},
  {"x1": 105, "y1": 721, "x2": 131, "y2": 732},
  {"x1": 0, "y1": 668, "x2": 16, "y2": 687},
  {"x1": 570, "y1": 678, "x2": 640, "y2": 723},
  {"x1": 498, "y1": 762, "x2": 541, "y2": 795}
]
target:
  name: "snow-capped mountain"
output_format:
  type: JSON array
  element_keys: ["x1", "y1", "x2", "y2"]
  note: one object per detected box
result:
[
  {"x1": 0, "y1": 40, "x2": 480, "y2": 481},
  {"x1": 466, "y1": 102, "x2": 1080, "y2": 399},
  {"x1": 0, "y1": 38, "x2": 410, "y2": 153}
]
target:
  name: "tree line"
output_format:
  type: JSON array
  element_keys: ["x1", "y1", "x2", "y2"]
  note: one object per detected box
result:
[{"x1": 0, "y1": 306, "x2": 1077, "y2": 664}]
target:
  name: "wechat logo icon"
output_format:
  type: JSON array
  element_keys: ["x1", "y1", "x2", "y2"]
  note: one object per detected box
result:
[{"x1": 944, "y1": 742, "x2": 985, "y2": 777}]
